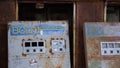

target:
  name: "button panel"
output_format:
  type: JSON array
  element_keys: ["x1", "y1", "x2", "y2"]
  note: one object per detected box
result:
[
  {"x1": 101, "y1": 42, "x2": 120, "y2": 55},
  {"x1": 52, "y1": 40, "x2": 65, "y2": 53},
  {"x1": 23, "y1": 41, "x2": 45, "y2": 54}
]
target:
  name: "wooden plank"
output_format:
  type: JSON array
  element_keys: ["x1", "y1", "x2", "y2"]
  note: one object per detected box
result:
[
  {"x1": 0, "y1": 23, "x2": 7, "y2": 68},
  {"x1": 0, "y1": 2, "x2": 16, "y2": 68},
  {"x1": 0, "y1": 1, "x2": 16, "y2": 23},
  {"x1": 75, "y1": 2, "x2": 104, "y2": 68}
]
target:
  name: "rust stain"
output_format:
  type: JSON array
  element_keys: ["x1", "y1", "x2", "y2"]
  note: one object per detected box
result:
[
  {"x1": 56, "y1": 38, "x2": 59, "y2": 40},
  {"x1": 39, "y1": 54, "x2": 43, "y2": 57},
  {"x1": 28, "y1": 38, "x2": 32, "y2": 41},
  {"x1": 45, "y1": 57, "x2": 54, "y2": 68},
  {"x1": 22, "y1": 53, "x2": 27, "y2": 57},
  {"x1": 87, "y1": 54, "x2": 101, "y2": 61},
  {"x1": 21, "y1": 39, "x2": 25, "y2": 47},
  {"x1": 64, "y1": 40, "x2": 66, "y2": 48},
  {"x1": 62, "y1": 22, "x2": 65, "y2": 24},
  {"x1": 60, "y1": 38, "x2": 63, "y2": 40},
  {"x1": 49, "y1": 48, "x2": 54, "y2": 55},
  {"x1": 50, "y1": 38, "x2": 54, "y2": 46},
  {"x1": 40, "y1": 54, "x2": 42, "y2": 56},
  {"x1": 48, "y1": 56, "x2": 50, "y2": 58},
  {"x1": 22, "y1": 39, "x2": 25, "y2": 42},
  {"x1": 102, "y1": 56, "x2": 119, "y2": 60},
  {"x1": 50, "y1": 40, "x2": 52, "y2": 45},
  {"x1": 51, "y1": 38, "x2": 54, "y2": 40}
]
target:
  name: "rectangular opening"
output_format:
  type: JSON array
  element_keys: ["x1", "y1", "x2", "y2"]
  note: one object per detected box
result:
[
  {"x1": 25, "y1": 42, "x2": 30, "y2": 47},
  {"x1": 18, "y1": 3, "x2": 73, "y2": 21},
  {"x1": 38, "y1": 42, "x2": 44, "y2": 46},
  {"x1": 32, "y1": 42, "x2": 37, "y2": 47}
]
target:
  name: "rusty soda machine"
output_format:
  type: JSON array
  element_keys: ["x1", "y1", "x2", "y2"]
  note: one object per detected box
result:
[
  {"x1": 8, "y1": 21, "x2": 71, "y2": 68},
  {"x1": 84, "y1": 23, "x2": 120, "y2": 68}
]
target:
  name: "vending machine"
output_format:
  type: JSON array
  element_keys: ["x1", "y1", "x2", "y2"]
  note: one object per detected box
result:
[
  {"x1": 8, "y1": 21, "x2": 71, "y2": 68},
  {"x1": 84, "y1": 23, "x2": 120, "y2": 68}
]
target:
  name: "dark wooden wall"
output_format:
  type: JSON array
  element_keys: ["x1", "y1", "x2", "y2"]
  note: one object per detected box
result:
[
  {"x1": 75, "y1": 2, "x2": 104, "y2": 68},
  {"x1": 0, "y1": 23, "x2": 7, "y2": 68},
  {"x1": 0, "y1": 1, "x2": 16, "y2": 68},
  {"x1": 0, "y1": 1, "x2": 16, "y2": 23},
  {"x1": 0, "y1": 0, "x2": 104, "y2": 68}
]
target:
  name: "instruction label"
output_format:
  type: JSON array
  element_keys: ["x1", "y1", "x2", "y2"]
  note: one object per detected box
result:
[{"x1": 10, "y1": 23, "x2": 66, "y2": 36}]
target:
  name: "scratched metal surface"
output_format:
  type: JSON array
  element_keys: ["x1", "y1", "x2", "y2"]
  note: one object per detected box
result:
[
  {"x1": 8, "y1": 21, "x2": 71, "y2": 68},
  {"x1": 84, "y1": 23, "x2": 120, "y2": 68}
]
